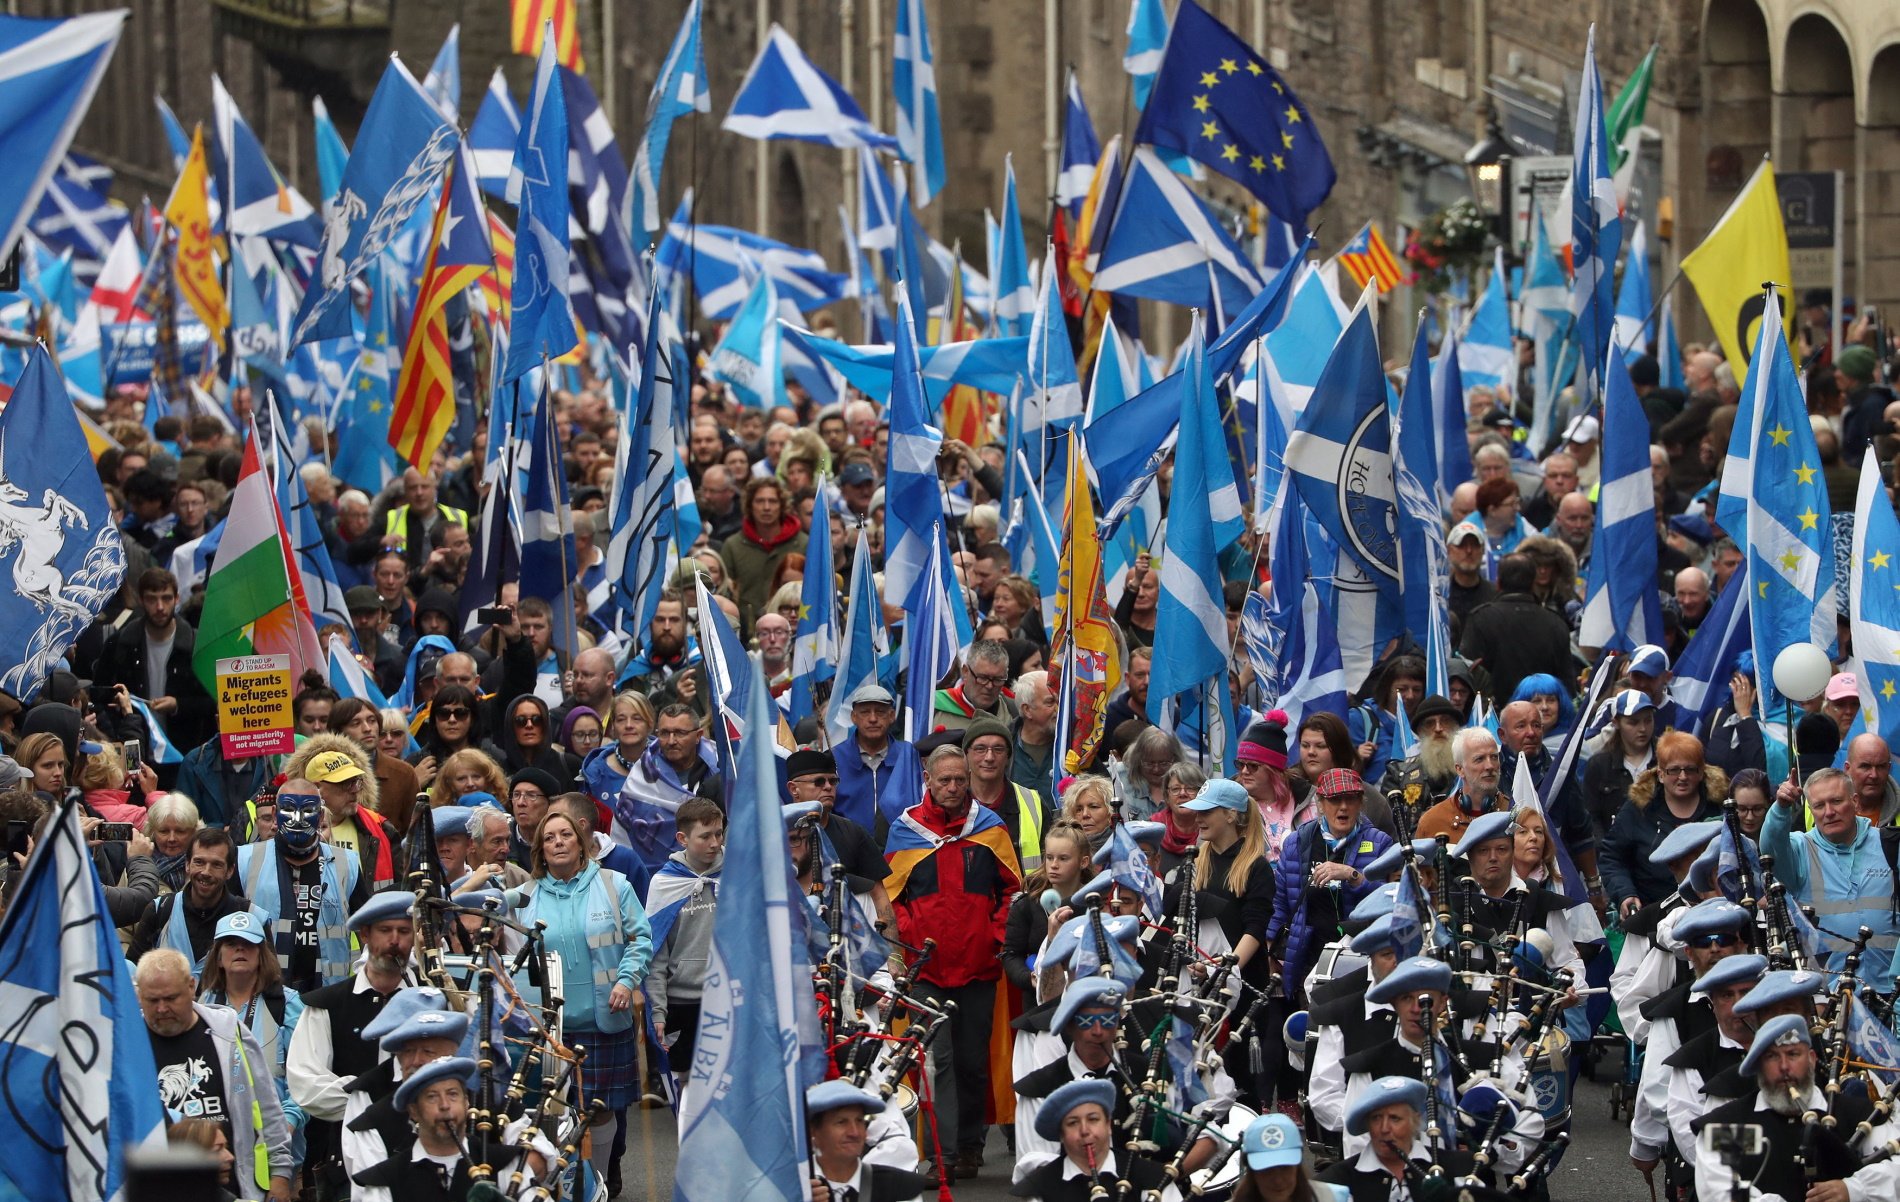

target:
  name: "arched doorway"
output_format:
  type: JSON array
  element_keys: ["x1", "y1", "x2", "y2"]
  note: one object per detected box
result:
[
  {"x1": 772, "y1": 150, "x2": 809, "y2": 251},
  {"x1": 1863, "y1": 43, "x2": 1900, "y2": 316},
  {"x1": 1778, "y1": 14, "x2": 1856, "y2": 316}
]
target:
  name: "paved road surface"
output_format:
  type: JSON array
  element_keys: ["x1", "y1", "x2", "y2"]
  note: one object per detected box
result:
[{"x1": 624, "y1": 1072, "x2": 1644, "y2": 1200}]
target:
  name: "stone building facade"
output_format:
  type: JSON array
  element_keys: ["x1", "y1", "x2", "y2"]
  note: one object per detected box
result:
[{"x1": 27, "y1": 0, "x2": 1900, "y2": 346}]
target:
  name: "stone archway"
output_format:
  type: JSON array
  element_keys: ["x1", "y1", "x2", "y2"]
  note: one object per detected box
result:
[
  {"x1": 772, "y1": 150, "x2": 809, "y2": 251},
  {"x1": 1778, "y1": 13, "x2": 1857, "y2": 315},
  {"x1": 1701, "y1": 0, "x2": 1772, "y2": 191},
  {"x1": 1861, "y1": 43, "x2": 1900, "y2": 315}
]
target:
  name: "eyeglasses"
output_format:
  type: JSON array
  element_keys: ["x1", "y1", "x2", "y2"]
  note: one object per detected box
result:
[
  {"x1": 795, "y1": 774, "x2": 839, "y2": 787},
  {"x1": 437, "y1": 706, "x2": 471, "y2": 719},
  {"x1": 510, "y1": 789, "x2": 546, "y2": 802},
  {"x1": 1660, "y1": 764, "x2": 1701, "y2": 777},
  {"x1": 514, "y1": 713, "x2": 546, "y2": 728},
  {"x1": 966, "y1": 670, "x2": 1009, "y2": 688},
  {"x1": 1071, "y1": 1013, "x2": 1120, "y2": 1031}
]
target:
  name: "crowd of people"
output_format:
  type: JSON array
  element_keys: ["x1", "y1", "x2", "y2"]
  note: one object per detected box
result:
[{"x1": 5, "y1": 299, "x2": 1900, "y2": 1202}]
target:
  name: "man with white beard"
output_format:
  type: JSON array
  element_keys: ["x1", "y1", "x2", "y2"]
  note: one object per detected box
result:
[
  {"x1": 1376, "y1": 695, "x2": 1462, "y2": 833},
  {"x1": 1690, "y1": 1015, "x2": 1899, "y2": 1202}
]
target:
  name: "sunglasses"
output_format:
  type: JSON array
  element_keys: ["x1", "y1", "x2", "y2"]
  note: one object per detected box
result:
[
  {"x1": 437, "y1": 706, "x2": 471, "y2": 719},
  {"x1": 1691, "y1": 932, "x2": 1742, "y2": 949},
  {"x1": 1660, "y1": 764, "x2": 1702, "y2": 777},
  {"x1": 795, "y1": 775, "x2": 839, "y2": 787},
  {"x1": 1071, "y1": 1013, "x2": 1120, "y2": 1031},
  {"x1": 514, "y1": 713, "x2": 546, "y2": 728}
]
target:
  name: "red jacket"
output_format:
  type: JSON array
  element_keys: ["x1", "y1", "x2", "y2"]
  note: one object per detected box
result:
[{"x1": 886, "y1": 794, "x2": 1020, "y2": 988}]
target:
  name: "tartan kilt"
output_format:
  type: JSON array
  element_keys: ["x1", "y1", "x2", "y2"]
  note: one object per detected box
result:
[{"x1": 573, "y1": 1024, "x2": 641, "y2": 1111}]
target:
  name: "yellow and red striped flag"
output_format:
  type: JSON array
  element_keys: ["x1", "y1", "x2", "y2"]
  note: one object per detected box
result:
[
  {"x1": 1338, "y1": 220, "x2": 1404, "y2": 293},
  {"x1": 390, "y1": 160, "x2": 490, "y2": 469},
  {"x1": 479, "y1": 211, "x2": 516, "y2": 332},
  {"x1": 162, "y1": 125, "x2": 229, "y2": 341},
  {"x1": 510, "y1": 1, "x2": 583, "y2": 72}
]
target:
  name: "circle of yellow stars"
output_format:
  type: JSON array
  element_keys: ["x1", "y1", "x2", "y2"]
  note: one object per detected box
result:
[{"x1": 1189, "y1": 55, "x2": 1303, "y2": 175}]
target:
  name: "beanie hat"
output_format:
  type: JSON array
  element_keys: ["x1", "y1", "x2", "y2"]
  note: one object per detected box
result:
[
  {"x1": 1837, "y1": 344, "x2": 1877, "y2": 385},
  {"x1": 1237, "y1": 711, "x2": 1290, "y2": 769}
]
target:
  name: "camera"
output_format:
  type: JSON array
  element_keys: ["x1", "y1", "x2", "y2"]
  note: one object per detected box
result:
[{"x1": 96, "y1": 823, "x2": 136, "y2": 843}]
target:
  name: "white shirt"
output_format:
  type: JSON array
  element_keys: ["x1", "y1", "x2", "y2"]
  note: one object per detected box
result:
[
  {"x1": 1309, "y1": 994, "x2": 1391, "y2": 1135},
  {"x1": 1665, "y1": 1030, "x2": 1741, "y2": 1161},
  {"x1": 1348, "y1": 1141, "x2": 1433, "y2": 1201},
  {"x1": 1693, "y1": 1086, "x2": 1900, "y2": 1202}
]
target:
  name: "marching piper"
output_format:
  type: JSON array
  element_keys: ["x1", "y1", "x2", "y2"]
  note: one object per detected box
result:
[
  {"x1": 1662, "y1": 954, "x2": 1764, "y2": 1172},
  {"x1": 805, "y1": 1080, "x2": 932, "y2": 1202},
  {"x1": 350, "y1": 1057, "x2": 530, "y2": 1202},
  {"x1": 1319, "y1": 1076, "x2": 1485, "y2": 1201},
  {"x1": 1009, "y1": 1079, "x2": 1183, "y2": 1202},
  {"x1": 1307, "y1": 913, "x2": 1405, "y2": 1141},
  {"x1": 1610, "y1": 819, "x2": 1723, "y2": 1041}
]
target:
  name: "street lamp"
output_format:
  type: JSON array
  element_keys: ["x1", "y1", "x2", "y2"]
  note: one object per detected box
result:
[{"x1": 1464, "y1": 107, "x2": 1513, "y2": 257}]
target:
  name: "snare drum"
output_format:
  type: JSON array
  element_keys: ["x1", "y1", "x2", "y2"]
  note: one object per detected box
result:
[
  {"x1": 1308, "y1": 939, "x2": 1367, "y2": 989},
  {"x1": 1525, "y1": 1029, "x2": 1572, "y2": 1132},
  {"x1": 1188, "y1": 1103, "x2": 1259, "y2": 1194},
  {"x1": 891, "y1": 1083, "x2": 918, "y2": 1122}
]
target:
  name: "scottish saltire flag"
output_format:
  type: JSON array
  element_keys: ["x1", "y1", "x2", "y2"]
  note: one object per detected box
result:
[
  {"x1": 1395, "y1": 322, "x2": 1452, "y2": 680},
  {"x1": 723, "y1": 25, "x2": 899, "y2": 154},
  {"x1": 1086, "y1": 242, "x2": 1305, "y2": 532},
  {"x1": 1023, "y1": 244, "x2": 1083, "y2": 443},
  {"x1": 327, "y1": 631, "x2": 391, "y2": 710},
  {"x1": 1520, "y1": 215, "x2": 1574, "y2": 450},
  {"x1": 154, "y1": 93, "x2": 190, "y2": 173},
  {"x1": 607, "y1": 292, "x2": 679, "y2": 653},
  {"x1": 123, "y1": 694, "x2": 181, "y2": 765},
  {"x1": 293, "y1": 60, "x2": 456, "y2": 344},
  {"x1": 312, "y1": 96, "x2": 349, "y2": 212},
  {"x1": 0, "y1": 347, "x2": 125, "y2": 699},
  {"x1": 1579, "y1": 351, "x2": 1663, "y2": 652},
  {"x1": 856, "y1": 150, "x2": 897, "y2": 251},
  {"x1": 1458, "y1": 248, "x2": 1514, "y2": 392},
  {"x1": 893, "y1": 0, "x2": 944, "y2": 205},
  {"x1": 1717, "y1": 288, "x2": 1836, "y2": 774},
  {"x1": 1614, "y1": 219, "x2": 1653, "y2": 358},
  {"x1": 260, "y1": 390, "x2": 351, "y2": 631},
  {"x1": 0, "y1": 800, "x2": 167, "y2": 1202},
  {"x1": 0, "y1": 12, "x2": 126, "y2": 264},
  {"x1": 1257, "y1": 490, "x2": 1348, "y2": 725},
  {"x1": 671, "y1": 459, "x2": 702, "y2": 558},
  {"x1": 1431, "y1": 327, "x2": 1473, "y2": 500},
  {"x1": 709, "y1": 270, "x2": 788, "y2": 409},
  {"x1": 992, "y1": 157, "x2": 1034, "y2": 337},
  {"x1": 422, "y1": 22, "x2": 460, "y2": 118},
  {"x1": 1248, "y1": 343, "x2": 1290, "y2": 524},
  {"x1": 788, "y1": 478, "x2": 837, "y2": 725},
  {"x1": 503, "y1": 31, "x2": 576, "y2": 381},
  {"x1": 695, "y1": 573, "x2": 757, "y2": 772},
  {"x1": 518, "y1": 378, "x2": 577, "y2": 649},
  {"x1": 1258, "y1": 263, "x2": 1346, "y2": 419},
  {"x1": 654, "y1": 209, "x2": 849, "y2": 318},
  {"x1": 675, "y1": 656, "x2": 824, "y2": 1202},
  {"x1": 1666, "y1": 566, "x2": 1750, "y2": 732},
  {"x1": 468, "y1": 69, "x2": 521, "y2": 201},
  {"x1": 212, "y1": 75, "x2": 318, "y2": 248},
  {"x1": 627, "y1": 0, "x2": 708, "y2": 246},
  {"x1": 1133, "y1": 0, "x2": 1333, "y2": 225},
  {"x1": 881, "y1": 291, "x2": 945, "y2": 610},
  {"x1": 1850, "y1": 446, "x2": 1900, "y2": 755},
  {"x1": 1842, "y1": 989, "x2": 1900, "y2": 1087},
  {"x1": 827, "y1": 526, "x2": 887, "y2": 747},
  {"x1": 1057, "y1": 69, "x2": 1100, "y2": 217},
  {"x1": 1094, "y1": 146, "x2": 1261, "y2": 316},
  {"x1": 1147, "y1": 316, "x2": 1233, "y2": 724},
  {"x1": 1569, "y1": 25, "x2": 1621, "y2": 405},
  {"x1": 31, "y1": 163, "x2": 127, "y2": 272},
  {"x1": 903, "y1": 527, "x2": 962, "y2": 744},
  {"x1": 1124, "y1": 0, "x2": 1168, "y2": 106}
]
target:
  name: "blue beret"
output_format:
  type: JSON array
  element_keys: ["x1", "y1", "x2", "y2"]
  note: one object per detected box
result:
[
  {"x1": 379, "y1": 1007, "x2": 471, "y2": 1053},
  {"x1": 1735, "y1": 970, "x2": 1826, "y2": 1015},
  {"x1": 362, "y1": 987, "x2": 452, "y2": 1042},
  {"x1": 1350, "y1": 883, "x2": 1402, "y2": 923},
  {"x1": 1034, "y1": 1078, "x2": 1118, "y2": 1142},
  {"x1": 1350, "y1": 914, "x2": 1405, "y2": 956},
  {"x1": 1051, "y1": 975, "x2": 1126, "y2": 1035},
  {"x1": 1692, "y1": 954, "x2": 1767, "y2": 996},
  {"x1": 1040, "y1": 913, "x2": 1142, "y2": 978},
  {"x1": 1687, "y1": 843, "x2": 1723, "y2": 895},
  {"x1": 1242, "y1": 1113, "x2": 1305, "y2": 1169},
  {"x1": 394, "y1": 1056, "x2": 477, "y2": 1111},
  {"x1": 1450, "y1": 811, "x2": 1516, "y2": 857},
  {"x1": 1125, "y1": 821, "x2": 1167, "y2": 849},
  {"x1": 460, "y1": 791, "x2": 504, "y2": 811},
  {"x1": 1346, "y1": 1076, "x2": 1428, "y2": 1136},
  {"x1": 1367, "y1": 956, "x2": 1452, "y2": 1004},
  {"x1": 348, "y1": 891, "x2": 415, "y2": 931},
  {"x1": 431, "y1": 805, "x2": 475, "y2": 839},
  {"x1": 782, "y1": 800, "x2": 825, "y2": 827},
  {"x1": 1364, "y1": 839, "x2": 1437, "y2": 882},
  {"x1": 1455, "y1": 1080, "x2": 1519, "y2": 1134},
  {"x1": 1649, "y1": 820, "x2": 1723, "y2": 866},
  {"x1": 1673, "y1": 898, "x2": 1751, "y2": 945},
  {"x1": 450, "y1": 882, "x2": 511, "y2": 914},
  {"x1": 1069, "y1": 869, "x2": 1150, "y2": 912},
  {"x1": 1739, "y1": 1014, "x2": 1812, "y2": 1077},
  {"x1": 1183, "y1": 779, "x2": 1250, "y2": 811},
  {"x1": 806, "y1": 1079, "x2": 887, "y2": 1118}
]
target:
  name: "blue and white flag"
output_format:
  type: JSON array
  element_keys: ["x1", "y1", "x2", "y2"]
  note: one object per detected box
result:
[
  {"x1": 1458, "y1": 248, "x2": 1514, "y2": 392},
  {"x1": 654, "y1": 206, "x2": 849, "y2": 319},
  {"x1": 0, "y1": 12, "x2": 126, "y2": 266},
  {"x1": 1716, "y1": 287, "x2": 1836, "y2": 767},
  {"x1": 1520, "y1": 214, "x2": 1574, "y2": 451},
  {"x1": 504, "y1": 31, "x2": 576, "y2": 380},
  {"x1": 695, "y1": 573, "x2": 756, "y2": 773},
  {"x1": 1257, "y1": 495, "x2": 1348, "y2": 725},
  {"x1": 1842, "y1": 991, "x2": 1900, "y2": 1087},
  {"x1": 458, "y1": 395, "x2": 521, "y2": 636},
  {"x1": 331, "y1": 258, "x2": 400, "y2": 493},
  {"x1": 903, "y1": 526, "x2": 963, "y2": 744},
  {"x1": 708, "y1": 270, "x2": 788, "y2": 409},
  {"x1": 1579, "y1": 350, "x2": 1663, "y2": 652},
  {"x1": 327, "y1": 632, "x2": 391, "y2": 709},
  {"x1": 1395, "y1": 321, "x2": 1452, "y2": 691},
  {"x1": 1056, "y1": 69, "x2": 1100, "y2": 217},
  {"x1": 1667, "y1": 569, "x2": 1750, "y2": 733},
  {"x1": 1431, "y1": 326, "x2": 1473, "y2": 500},
  {"x1": 788, "y1": 477, "x2": 837, "y2": 726},
  {"x1": 519, "y1": 376, "x2": 577, "y2": 650},
  {"x1": 627, "y1": 0, "x2": 708, "y2": 246},
  {"x1": 468, "y1": 68, "x2": 521, "y2": 201},
  {"x1": 1023, "y1": 243, "x2": 1083, "y2": 444},
  {"x1": 827, "y1": 526, "x2": 889, "y2": 748},
  {"x1": 293, "y1": 59, "x2": 456, "y2": 345},
  {"x1": 212, "y1": 74, "x2": 318, "y2": 248},
  {"x1": 124, "y1": 694, "x2": 183, "y2": 764},
  {"x1": 893, "y1": 0, "x2": 945, "y2": 205},
  {"x1": 856, "y1": 150, "x2": 898, "y2": 252},
  {"x1": 1614, "y1": 219, "x2": 1653, "y2": 359},
  {"x1": 1850, "y1": 446, "x2": 1900, "y2": 756},
  {"x1": 1124, "y1": 0, "x2": 1168, "y2": 107},
  {"x1": 674, "y1": 657, "x2": 825, "y2": 1202},
  {"x1": 991, "y1": 157, "x2": 1034, "y2": 337},
  {"x1": 312, "y1": 96, "x2": 349, "y2": 212},
  {"x1": 778, "y1": 324, "x2": 1028, "y2": 407},
  {"x1": 1147, "y1": 315, "x2": 1233, "y2": 727},
  {"x1": 1095, "y1": 146, "x2": 1261, "y2": 316},
  {"x1": 1568, "y1": 25, "x2": 1621, "y2": 405},
  {"x1": 260, "y1": 389, "x2": 351, "y2": 631},
  {"x1": 154, "y1": 93, "x2": 190, "y2": 174},
  {"x1": 0, "y1": 346, "x2": 125, "y2": 699},
  {"x1": 0, "y1": 800, "x2": 167, "y2": 1202},
  {"x1": 881, "y1": 290, "x2": 944, "y2": 611},
  {"x1": 421, "y1": 22, "x2": 460, "y2": 118},
  {"x1": 607, "y1": 292, "x2": 680, "y2": 654},
  {"x1": 722, "y1": 24, "x2": 899, "y2": 155},
  {"x1": 1658, "y1": 295, "x2": 1684, "y2": 391},
  {"x1": 30, "y1": 158, "x2": 128, "y2": 272}
]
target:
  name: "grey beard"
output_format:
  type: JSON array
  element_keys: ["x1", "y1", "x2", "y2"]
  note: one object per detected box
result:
[
  {"x1": 1763, "y1": 1073, "x2": 1814, "y2": 1115},
  {"x1": 1420, "y1": 738, "x2": 1455, "y2": 780},
  {"x1": 368, "y1": 953, "x2": 408, "y2": 978}
]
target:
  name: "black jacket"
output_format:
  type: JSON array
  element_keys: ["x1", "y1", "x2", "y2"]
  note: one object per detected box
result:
[
  {"x1": 93, "y1": 614, "x2": 216, "y2": 748},
  {"x1": 1458, "y1": 592, "x2": 1577, "y2": 704}
]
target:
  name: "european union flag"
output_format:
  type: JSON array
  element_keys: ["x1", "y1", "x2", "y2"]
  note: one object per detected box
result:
[
  {"x1": 1851, "y1": 445, "x2": 1900, "y2": 756},
  {"x1": 1132, "y1": 0, "x2": 1334, "y2": 227}
]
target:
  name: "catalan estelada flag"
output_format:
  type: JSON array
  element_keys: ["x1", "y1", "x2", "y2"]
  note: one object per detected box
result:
[
  {"x1": 510, "y1": 0, "x2": 583, "y2": 73},
  {"x1": 1339, "y1": 220, "x2": 1404, "y2": 294},
  {"x1": 390, "y1": 159, "x2": 489, "y2": 469},
  {"x1": 480, "y1": 211, "x2": 515, "y2": 332}
]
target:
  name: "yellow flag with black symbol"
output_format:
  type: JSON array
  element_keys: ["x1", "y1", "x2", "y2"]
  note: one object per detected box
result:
[{"x1": 1680, "y1": 158, "x2": 1794, "y2": 384}]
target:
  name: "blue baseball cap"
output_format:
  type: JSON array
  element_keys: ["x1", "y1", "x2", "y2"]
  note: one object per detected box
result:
[
  {"x1": 1183, "y1": 779, "x2": 1251, "y2": 812},
  {"x1": 1242, "y1": 1113, "x2": 1304, "y2": 1169},
  {"x1": 213, "y1": 910, "x2": 265, "y2": 945}
]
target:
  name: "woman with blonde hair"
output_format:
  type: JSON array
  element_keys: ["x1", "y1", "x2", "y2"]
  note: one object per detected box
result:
[
  {"x1": 1060, "y1": 775, "x2": 1116, "y2": 853},
  {"x1": 142, "y1": 792, "x2": 203, "y2": 894},
  {"x1": 430, "y1": 747, "x2": 510, "y2": 810},
  {"x1": 1181, "y1": 777, "x2": 1276, "y2": 1106}
]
